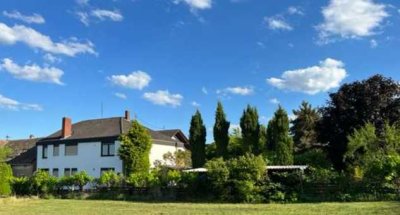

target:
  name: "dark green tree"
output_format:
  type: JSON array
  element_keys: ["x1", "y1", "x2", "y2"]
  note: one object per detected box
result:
[
  {"x1": 213, "y1": 101, "x2": 230, "y2": 159},
  {"x1": 119, "y1": 120, "x2": 152, "y2": 175},
  {"x1": 190, "y1": 110, "x2": 207, "y2": 168},
  {"x1": 267, "y1": 106, "x2": 294, "y2": 165},
  {"x1": 318, "y1": 75, "x2": 400, "y2": 170},
  {"x1": 291, "y1": 101, "x2": 320, "y2": 153},
  {"x1": 240, "y1": 105, "x2": 261, "y2": 155}
]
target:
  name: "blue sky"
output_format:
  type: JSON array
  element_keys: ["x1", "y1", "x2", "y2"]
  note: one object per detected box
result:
[{"x1": 1, "y1": 0, "x2": 399, "y2": 142}]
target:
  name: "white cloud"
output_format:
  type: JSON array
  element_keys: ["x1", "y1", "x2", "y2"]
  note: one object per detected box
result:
[
  {"x1": 0, "y1": 94, "x2": 43, "y2": 111},
  {"x1": 173, "y1": 0, "x2": 212, "y2": 10},
  {"x1": 201, "y1": 87, "x2": 208, "y2": 94},
  {"x1": 108, "y1": 71, "x2": 151, "y2": 90},
  {"x1": 288, "y1": 6, "x2": 304, "y2": 15},
  {"x1": 267, "y1": 58, "x2": 347, "y2": 95},
  {"x1": 317, "y1": 0, "x2": 388, "y2": 43},
  {"x1": 191, "y1": 101, "x2": 200, "y2": 107},
  {"x1": 43, "y1": 53, "x2": 61, "y2": 64},
  {"x1": 0, "y1": 58, "x2": 64, "y2": 85},
  {"x1": 76, "y1": 12, "x2": 90, "y2": 26},
  {"x1": 265, "y1": 16, "x2": 293, "y2": 31},
  {"x1": 90, "y1": 9, "x2": 123, "y2": 22},
  {"x1": 0, "y1": 22, "x2": 96, "y2": 57},
  {"x1": 269, "y1": 98, "x2": 280, "y2": 104},
  {"x1": 370, "y1": 39, "x2": 378, "y2": 48},
  {"x1": 217, "y1": 86, "x2": 254, "y2": 96},
  {"x1": 143, "y1": 90, "x2": 183, "y2": 107},
  {"x1": 114, "y1": 92, "x2": 127, "y2": 100},
  {"x1": 3, "y1": 11, "x2": 45, "y2": 24}
]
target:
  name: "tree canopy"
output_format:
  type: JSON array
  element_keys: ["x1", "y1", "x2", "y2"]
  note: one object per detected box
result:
[
  {"x1": 240, "y1": 105, "x2": 261, "y2": 155},
  {"x1": 213, "y1": 101, "x2": 230, "y2": 159},
  {"x1": 189, "y1": 110, "x2": 207, "y2": 168}
]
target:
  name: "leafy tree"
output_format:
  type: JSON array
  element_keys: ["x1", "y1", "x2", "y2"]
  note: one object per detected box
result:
[
  {"x1": 240, "y1": 105, "x2": 261, "y2": 155},
  {"x1": 291, "y1": 101, "x2": 320, "y2": 152},
  {"x1": 119, "y1": 120, "x2": 152, "y2": 175},
  {"x1": 259, "y1": 125, "x2": 268, "y2": 156},
  {"x1": 162, "y1": 150, "x2": 192, "y2": 168},
  {"x1": 189, "y1": 110, "x2": 207, "y2": 168},
  {"x1": 72, "y1": 171, "x2": 93, "y2": 192},
  {"x1": 267, "y1": 106, "x2": 294, "y2": 165},
  {"x1": 205, "y1": 158, "x2": 229, "y2": 195},
  {"x1": 0, "y1": 163, "x2": 12, "y2": 196},
  {"x1": 318, "y1": 75, "x2": 400, "y2": 170},
  {"x1": 0, "y1": 145, "x2": 11, "y2": 162},
  {"x1": 213, "y1": 102, "x2": 230, "y2": 158},
  {"x1": 31, "y1": 170, "x2": 57, "y2": 195}
]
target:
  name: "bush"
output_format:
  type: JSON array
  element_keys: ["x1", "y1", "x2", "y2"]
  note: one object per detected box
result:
[
  {"x1": 98, "y1": 171, "x2": 122, "y2": 189},
  {"x1": 228, "y1": 153, "x2": 266, "y2": 182},
  {"x1": 10, "y1": 177, "x2": 31, "y2": 196},
  {"x1": 0, "y1": 163, "x2": 13, "y2": 196},
  {"x1": 30, "y1": 170, "x2": 57, "y2": 195},
  {"x1": 205, "y1": 158, "x2": 229, "y2": 196},
  {"x1": 126, "y1": 171, "x2": 159, "y2": 188},
  {"x1": 72, "y1": 171, "x2": 93, "y2": 191},
  {"x1": 295, "y1": 149, "x2": 332, "y2": 169}
]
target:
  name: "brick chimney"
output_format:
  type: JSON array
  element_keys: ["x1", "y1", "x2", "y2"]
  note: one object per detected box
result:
[
  {"x1": 62, "y1": 117, "x2": 72, "y2": 138},
  {"x1": 124, "y1": 110, "x2": 130, "y2": 121}
]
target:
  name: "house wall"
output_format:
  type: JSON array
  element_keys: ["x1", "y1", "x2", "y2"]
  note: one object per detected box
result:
[
  {"x1": 37, "y1": 140, "x2": 186, "y2": 178},
  {"x1": 37, "y1": 141, "x2": 123, "y2": 178},
  {"x1": 11, "y1": 164, "x2": 35, "y2": 177}
]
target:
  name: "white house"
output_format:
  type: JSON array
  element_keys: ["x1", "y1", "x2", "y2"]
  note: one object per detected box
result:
[{"x1": 36, "y1": 111, "x2": 189, "y2": 178}]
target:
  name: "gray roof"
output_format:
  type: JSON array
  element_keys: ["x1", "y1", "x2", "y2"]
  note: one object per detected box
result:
[
  {"x1": 38, "y1": 117, "x2": 188, "y2": 147},
  {"x1": 4, "y1": 138, "x2": 39, "y2": 165}
]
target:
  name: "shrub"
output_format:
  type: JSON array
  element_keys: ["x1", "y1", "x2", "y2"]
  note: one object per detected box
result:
[
  {"x1": 228, "y1": 153, "x2": 266, "y2": 182},
  {"x1": 72, "y1": 171, "x2": 93, "y2": 191},
  {"x1": 30, "y1": 170, "x2": 57, "y2": 195},
  {"x1": 205, "y1": 158, "x2": 229, "y2": 196},
  {"x1": 126, "y1": 171, "x2": 159, "y2": 188},
  {"x1": 294, "y1": 149, "x2": 332, "y2": 169},
  {"x1": 0, "y1": 163, "x2": 12, "y2": 196},
  {"x1": 166, "y1": 170, "x2": 181, "y2": 187},
  {"x1": 98, "y1": 171, "x2": 122, "y2": 189},
  {"x1": 10, "y1": 177, "x2": 31, "y2": 196}
]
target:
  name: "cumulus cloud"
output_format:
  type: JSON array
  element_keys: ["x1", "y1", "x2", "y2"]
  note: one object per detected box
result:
[
  {"x1": 0, "y1": 94, "x2": 43, "y2": 111},
  {"x1": 317, "y1": 0, "x2": 388, "y2": 43},
  {"x1": 114, "y1": 92, "x2": 127, "y2": 100},
  {"x1": 108, "y1": 71, "x2": 151, "y2": 90},
  {"x1": 3, "y1": 10, "x2": 45, "y2": 24},
  {"x1": 0, "y1": 22, "x2": 96, "y2": 57},
  {"x1": 90, "y1": 9, "x2": 123, "y2": 22},
  {"x1": 265, "y1": 16, "x2": 293, "y2": 31},
  {"x1": 143, "y1": 90, "x2": 183, "y2": 107},
  {"x1": 269, "y1": 98, "x2": 280, "y2": 104},
  {"x1": 0, "y1": 58, "x2": 64, "y2": 85},
  {"x1": 217, "y1": 86, "x2": 254, "y2": 96},
  {"x1": 43, "y1": 53, "x2": 61, "y2": 64},
  {"x1": 267, "y1": 58, "x2": 347, "y2": 95},
  {"x1": 173, "y1": 0, "x2": 212, "y2": 10},
  {"x1": 288, "y1": 6, "x2": 304, "y2": 15}
]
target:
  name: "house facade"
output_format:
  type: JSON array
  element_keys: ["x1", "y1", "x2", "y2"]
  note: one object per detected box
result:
[{"x1": 36, "y1": 111, "x2": 189, "y2": 178}]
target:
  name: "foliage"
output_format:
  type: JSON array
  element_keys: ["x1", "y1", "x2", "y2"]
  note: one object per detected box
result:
[
  {"x1": 72, "y1": 171, "x2": 93, "y2": 191},
  {"x1": 205, "y1": 142, "x2": 217, "y2": 161},
  {"x1": 98, "y1": 171, "x2": 122, "y2": 188},
  {"x1": 166, "y1": 170, "x2": 181, "y2": 186},
  {"x1": 227, "y1": 128, "x2": 243, "y2": 158},
  {"x1": 364, "y1": 154, "x2": 400, "y2": 192},
  {"x1": 291, "y1": 101, "x2": 320, "y2": 152},
  {"x1": 162, "y1": 150, "x2": 192, "y2": 168},
  {"x1": 318, "y1": 74, "x2": 400, "y2": 170},
  {"x1": 189, "y1": 110, "x2": 207, "y2": 168},
  {"x1": 294, "y1": 149, "x2": 332, "y2": 169},
  {"x1": 267, "y1": 106, "x2": 294, "y2": 165},
  {"x1": 126, "y1": 171, "x2": 159, "y2": 188},
  {"x1": 205, "y1": 158, "x2": 229, "y2": 196},
  {"x1": 10, "y1": 177, "x2": 31, "y2": 196},
  {"x1": 31, "y1": 170, "x2": 57, "y2": 195},
  {"x1": 0, "y1": 145, "x2": 11, "y2": 162},
  {"x1": 0, "y1": 163, "x2": 12, "y2": 196},
  {"x1": 213, "y1": 101, "x2": 230, "y2": 159},
  {"x1": 119, "y1": 120, "x2": 152, "y2": 175},
  {"x1": 240, "y1": 105, "x2": 261, "y2": 155}
]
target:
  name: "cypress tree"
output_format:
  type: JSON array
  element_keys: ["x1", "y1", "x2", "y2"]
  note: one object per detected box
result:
[
  {"x1": 118, "y1": 120, "x2": 152, "y2": 175},
  {"x1": 240, "y1": 105, "x2": 261, "y2": 155},
  {"x1": 213, "y1": 101, "x2": 230, "y2": 159},
  {"x1": 190, "y1": 110, "x2": 207, "y2": 168},
  {"x1": 268, "y1": 106, "x2": 294, "y2": 165}
]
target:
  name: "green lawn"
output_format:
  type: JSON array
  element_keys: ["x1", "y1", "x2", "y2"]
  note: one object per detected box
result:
[{"x1": 0, "y1": 198, "x2": 399, "y2": 215}]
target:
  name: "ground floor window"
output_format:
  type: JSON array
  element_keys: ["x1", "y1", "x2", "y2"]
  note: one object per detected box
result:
[
  {"x1": 100, "y1": 168, "x2": 115, "y2": 175},
  {"x1": 52, "y1": 168, "x2": 59, "y2": 177},
  {"x1": 64, "y1": 168, "x2": 78, "y2": 177}
]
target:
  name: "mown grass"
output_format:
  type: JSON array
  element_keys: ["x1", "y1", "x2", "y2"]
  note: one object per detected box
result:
[{"x1": 0, "y1": 198, "x2": 399, "y2": 215}]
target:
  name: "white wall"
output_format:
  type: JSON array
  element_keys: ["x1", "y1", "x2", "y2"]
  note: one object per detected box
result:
[
  {"x1": 37, "y1": 141, "x2": 186, "y2": 178},
  {"x1": 37, "y1": 141, "x2": 123, "y2": 178}
]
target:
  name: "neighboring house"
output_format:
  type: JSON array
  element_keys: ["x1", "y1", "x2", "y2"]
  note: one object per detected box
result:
[
  {"x1": 36, "y1": 111, "x2": 189, "y2": 178},
  {"x1": 3, "y1": 137, "x2": 39, "y2": 177}
]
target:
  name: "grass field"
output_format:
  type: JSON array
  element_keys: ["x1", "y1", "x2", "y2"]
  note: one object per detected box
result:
[{"x1": 0, "y1": 198, "x2": 399, "y2": 215}]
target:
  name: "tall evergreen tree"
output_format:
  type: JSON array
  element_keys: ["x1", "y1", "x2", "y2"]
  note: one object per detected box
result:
[
  {"x1": 240, "y1": 105, "x2": 261, "y2": 155},
  {"x1": 291, "y1": 101, "x2": 320, "y2": 153},
  {"x1": 213, "y1": 101, "x2": 230, "y2": 159},
  {"x1": 268, "y1": 106, "x2": 294, "y2": 165},
  {"x1": 190, "y1": 110, "x2": 207, "y2": 168},
  {"x1": 118, "y1": 120, "x2": 152, "y2": 175}
]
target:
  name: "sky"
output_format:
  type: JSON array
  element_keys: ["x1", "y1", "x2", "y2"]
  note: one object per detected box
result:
[{"x1": 0, "y1": 0, "x2": 400, "y2": 142}]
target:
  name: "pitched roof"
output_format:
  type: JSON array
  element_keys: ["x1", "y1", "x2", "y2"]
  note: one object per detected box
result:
[
  {"x1": 38, "y1": 117, "x2": 188, "y2": 147},
  {"x1": 4, "y1": 138, "x2": 39, "y2": 165}
]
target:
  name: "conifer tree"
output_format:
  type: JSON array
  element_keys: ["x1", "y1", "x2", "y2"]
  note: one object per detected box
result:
[
  {"x1": 190, "y1": 110, "x2": 207, "y2": 168},
  {"x1": 240, "y1": 105, "x2": 261, "y2": 155},
  {"x1": 213, "y1": 102, "x2": 230, "y2": 159}
]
